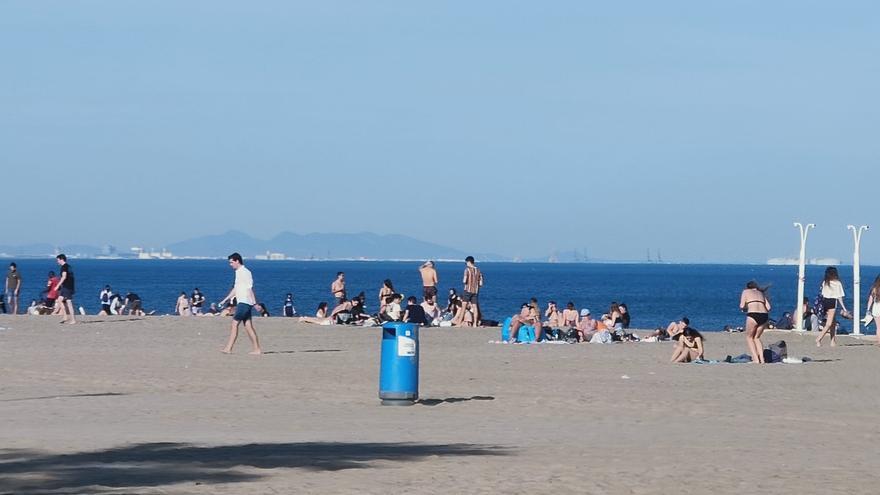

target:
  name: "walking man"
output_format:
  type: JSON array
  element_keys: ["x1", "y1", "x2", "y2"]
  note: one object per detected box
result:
[
  {"x1": 53, "y1": 254, "x2": 76, "y2": 324},
  {"x1": 5, "y1": 263, "x2": 22, "y2": 315},
  {"x1": 219, "y1": 252, "x2": 262, "y2": 355},
  {"x1": 453, "y1": 256, "x2": 483, "y2": 326},
  {"x1": 331, "y1": 272, "x2": 346, "y2": 305},
  {"x1": 419, "y1": 261, "x2": 439, "y2": 302}
]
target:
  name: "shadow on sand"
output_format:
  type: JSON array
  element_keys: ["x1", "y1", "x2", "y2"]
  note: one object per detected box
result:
[
  {"x1": 0, "y1": 392, "x2": 128, "y2": 403},
  {"x1": 0, "y1": 441, "x2": 510, "y2": 493},
  {"x1": 262, "y1": 349, "x2": 343, "y2": 354},
  {"x1": 417, "y1": 396, "x2": 496, "y2": 406}
]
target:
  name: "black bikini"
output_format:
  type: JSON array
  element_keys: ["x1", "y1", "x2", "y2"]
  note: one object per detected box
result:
[{"x1": 744, "y1": 299, "x2": 769, "y2": 326}]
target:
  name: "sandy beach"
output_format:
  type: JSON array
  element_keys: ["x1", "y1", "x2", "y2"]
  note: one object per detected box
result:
[{"x1": 0, "y1": 314, "x2": 878, "y2": 494}]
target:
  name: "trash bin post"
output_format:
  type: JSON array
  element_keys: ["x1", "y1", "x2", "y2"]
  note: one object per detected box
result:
[{"x1": 379, "y1": 322, "x2": 419, "y2": 406}]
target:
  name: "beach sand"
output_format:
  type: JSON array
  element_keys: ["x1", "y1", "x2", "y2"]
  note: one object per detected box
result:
[{"x1": 0, "y1": 315, "x2": 878, "y2": 494}]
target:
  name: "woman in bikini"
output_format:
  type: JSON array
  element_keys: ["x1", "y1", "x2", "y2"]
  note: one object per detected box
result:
[
  {"x1": 816, "y1": 267, "x2": 848, "y2": 347},
  {"x1": 299, "y1": 302, "x2": 331, "y2": 324},
  {"x1": 670, "y1": 327, "x2": 704, "y2": 363},
  {"x1": 740, "y1": 281, "x2": 771, "y2": 363},
  {"x1": 378, "y1": 279, "x2": 395, "y2": 315},
  {"x1": 864, "y1": 275, "x2": 880, "y2": 346}
]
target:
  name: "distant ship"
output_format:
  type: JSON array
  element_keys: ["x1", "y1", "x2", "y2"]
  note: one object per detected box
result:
[{"x1": 767, "y1": 257, "x2": 840, "y2": 266}]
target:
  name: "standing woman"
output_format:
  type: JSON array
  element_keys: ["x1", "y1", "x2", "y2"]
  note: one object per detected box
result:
[
  {"x1": 739, "y1": 281, "x2": 771, "y2": 363},
  {"x1": 816, "y1": 267, "x2": 848, "y2": 347},
  {"x1": 378, "y1": 279, "x2": 395, "y2": 315},
  {"x1": 865, "y1": 275, "x2": 880, "y2": 346}
]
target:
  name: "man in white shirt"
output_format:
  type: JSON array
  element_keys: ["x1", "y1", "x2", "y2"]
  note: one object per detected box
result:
[{"x1": 219, "y1": 252, "x2": 262, "y2": 354}]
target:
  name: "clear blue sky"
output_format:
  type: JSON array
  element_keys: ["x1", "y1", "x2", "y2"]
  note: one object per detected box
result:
[{"x1": 2, "y1": 1, "x2": 878, "y2": 262}]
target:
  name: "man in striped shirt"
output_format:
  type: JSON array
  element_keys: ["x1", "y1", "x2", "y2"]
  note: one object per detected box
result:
[{"x1": 453, "y1": 256, "x2": 483, "y2": 326}]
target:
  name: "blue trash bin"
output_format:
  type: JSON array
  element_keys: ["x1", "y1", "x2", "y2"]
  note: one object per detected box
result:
[{"x1": 379, "y1": 322, "x2": 419, "y2": 406}]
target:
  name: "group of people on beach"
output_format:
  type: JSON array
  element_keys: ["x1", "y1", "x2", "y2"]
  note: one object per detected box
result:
[
  {"x1": 505, "y1": 299, "x2": 634, "y2": 344},
  {"x1": 299, "y1": 257, "x2": 484, "y2": 329},
  {"x1": 7, "y1": 255, "x2": 880, "y2": 360},
  {"x1": 2, "y1": 256, "x2": 78, "y2": 324}
]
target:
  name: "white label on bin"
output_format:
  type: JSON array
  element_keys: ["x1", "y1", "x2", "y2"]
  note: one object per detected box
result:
[{"x1": 398, "y1": 336, "x2": 416, "y2": 357}]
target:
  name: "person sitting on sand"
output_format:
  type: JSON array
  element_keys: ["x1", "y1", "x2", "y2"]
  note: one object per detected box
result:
[
  {"x1": 382, "y1": 294, "x2": 403, "y2": 322},
  {"x1": 331, "y1": 298, "x2": 354, "y2": 324},
  {"x1": 254, "y1": 303, "x2": 270, "y2": 317},
  {"x1": 670, "y1": 327, "x2": 704, "y2": 363},
  {"x1": 350, "y1": 297, "x2": 371, "y2": 323},
  {"x1": 619, "y1": 303, "x2": 631, "y2": 329},
  {"x1": 576, "y1": 309, "x2": 597, "y2": 342},
  {"x1": 508, "y1": 300, "x2": 543, "y2": 342},
  {"x1": 125, "y1": 293, "x2": 145, "y2": 316},
  {"x1": 421, "y1": 296, "x2": 442, "y2": 326},
  {"x1": 562, "y1": 302, "x2": 579, "y2": 329},
  {"x1": 300, "y1": 302, "x2": 332, "y2": 324},
  {"x1": 544, "y1": 301, "x2": 561, "y2": 328},
  {"x1": 403, "y1": 296, "x2": 429, "y2": 326}
]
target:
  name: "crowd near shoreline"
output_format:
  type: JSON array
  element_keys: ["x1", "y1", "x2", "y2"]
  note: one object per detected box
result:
[{"x1": 4, "y1": 254, "x2": 878, "y2": 360}]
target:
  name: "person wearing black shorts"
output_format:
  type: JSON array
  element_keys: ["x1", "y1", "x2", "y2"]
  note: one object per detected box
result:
[{"x1": 54, "y1": 254, "x2": 76, "y2": 324}]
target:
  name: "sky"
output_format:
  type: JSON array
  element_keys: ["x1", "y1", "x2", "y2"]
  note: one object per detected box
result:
[{"x1": 1, "y1": 1, "x2": 879, "y2": 263}]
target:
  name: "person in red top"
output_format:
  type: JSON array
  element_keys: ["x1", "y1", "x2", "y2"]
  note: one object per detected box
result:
[{"x1": 45, "y1": 271, "x2": 60, "y2": 308}]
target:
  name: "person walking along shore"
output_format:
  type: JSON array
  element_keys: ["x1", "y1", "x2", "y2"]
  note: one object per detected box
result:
[{"x1": 219, "y1": 252, "x2": 262, "y2": 355}]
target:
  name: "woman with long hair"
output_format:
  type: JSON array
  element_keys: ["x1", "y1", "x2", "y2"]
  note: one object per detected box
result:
[
  {"x1": 864, "y1": 275, "x2": 880, "y2": 346},
  {"x1": 816, "y1": 267, "x2": 847, "y2": 347},
  {"x1": 299, "y1": 302, "x2": 331, "y2": 324},
  {"x1": 740, "y1": 281, "x2": 771, "y2": 363},
  {"x1": 378, "y1": 279, "x2": 395, "y2": 315},
  {"x1": 670, "y1": 327, "x2": 705, "y2": 363}
]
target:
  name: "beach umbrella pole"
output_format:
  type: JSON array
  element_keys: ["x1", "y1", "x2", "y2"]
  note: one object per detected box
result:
[
  {"x1": 794, "y1": 222, "x2": 814, "y2": 331},
  {"x1": 847, "y1": 225, "x2": 869, "y2": 335}
]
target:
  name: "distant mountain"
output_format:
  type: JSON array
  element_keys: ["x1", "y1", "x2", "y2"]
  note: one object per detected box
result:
[{"x1": 166, "y1": 230, "x2": 508, "y2": 261}]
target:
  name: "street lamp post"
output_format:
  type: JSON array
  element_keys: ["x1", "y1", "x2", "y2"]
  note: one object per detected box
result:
[
  {"x1": 794, "y1": 222, "x2": 815, "y2": 331},
  {"x1": 847, "y1": 225, "x2": 869, "y2": 335}
]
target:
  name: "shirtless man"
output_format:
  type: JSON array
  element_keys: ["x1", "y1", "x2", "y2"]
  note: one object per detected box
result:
[
  {"x1": 576, "y1": 309, "x2": 598, "y2": 342},
  {"x1": 561, "y1": 302, "x2": 579, "y2": 328},
  {"x1": 419, "y1": 261, "x2": 439, "y2": 301},
  {"x1": 453, "y1": 256, "x2": 483, "y2": 326},
  {"x1": 331, "y1": 272, "x2": 346, "y2": 305}
]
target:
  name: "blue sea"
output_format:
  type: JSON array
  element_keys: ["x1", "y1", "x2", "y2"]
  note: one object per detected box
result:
[{"x1": 5, "y1": 259, "x2": 877, "y2": 334}]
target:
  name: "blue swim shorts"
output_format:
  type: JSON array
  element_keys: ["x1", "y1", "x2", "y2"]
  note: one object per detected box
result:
[{"x1": 233, "y1": 303, "x2": 253, "y2": 322}]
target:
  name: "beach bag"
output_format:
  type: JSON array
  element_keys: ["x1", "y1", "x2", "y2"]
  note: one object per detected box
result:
[
  {"x1": 564, "y1": 328, "x2": 579, "y2": 343},
  {"x1": 590, "y1": 330, "x2": 613, "y2": 344}
]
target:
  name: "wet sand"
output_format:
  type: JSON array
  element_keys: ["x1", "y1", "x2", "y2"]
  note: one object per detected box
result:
[{"x1": 1, "y1": 315, "x2": 878, "y2": 494}]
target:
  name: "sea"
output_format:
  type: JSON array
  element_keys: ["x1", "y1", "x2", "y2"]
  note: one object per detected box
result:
[{"x1": 5, "y1": 259, "x2": 878, "y2": 334}]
